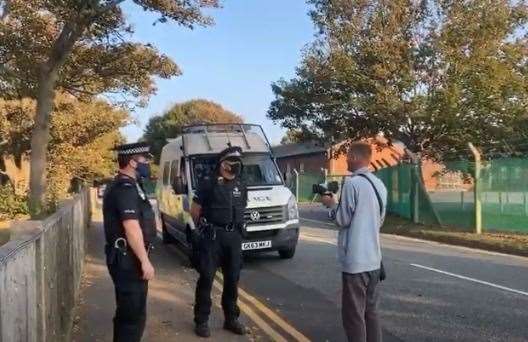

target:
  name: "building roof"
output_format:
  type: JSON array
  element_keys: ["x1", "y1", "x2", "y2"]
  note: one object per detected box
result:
[{"x1": 272, "y1": 142, "x2": 327, "y2": 158}]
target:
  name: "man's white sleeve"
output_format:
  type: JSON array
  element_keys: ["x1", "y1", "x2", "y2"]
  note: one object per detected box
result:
[{"x1": 332, "y1": 180, "x2": 356, "y2": 228}]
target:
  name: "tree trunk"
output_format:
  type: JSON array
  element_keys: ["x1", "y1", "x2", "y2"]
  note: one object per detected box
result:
[
  {"x1": 28, "y1": 23, "x2": 81, "y2": 218},
  {"x1": 28, "y1": 66, "x2": 58, "y2": 217}
]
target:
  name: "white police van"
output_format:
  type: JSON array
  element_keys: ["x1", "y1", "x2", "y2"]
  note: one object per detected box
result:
[{"x1": 156, "y1": 124, "x2": 300, "y2": 259}]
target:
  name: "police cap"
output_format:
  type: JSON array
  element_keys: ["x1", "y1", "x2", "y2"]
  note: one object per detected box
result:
[
  {"x1": 218, "y1": 146, "x2": 243, "y2": 163},
  {"x1": 113, "y1": 142, "x2": 152, "y2": 158}
]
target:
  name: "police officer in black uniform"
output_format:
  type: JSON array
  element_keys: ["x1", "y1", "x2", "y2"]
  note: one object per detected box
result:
[
  {"x1": 190, "y1": 146, "x2": 248, "y2": 338},
  {"x1": 103, "y1": 142, "x2": 157, "y2": 342}
]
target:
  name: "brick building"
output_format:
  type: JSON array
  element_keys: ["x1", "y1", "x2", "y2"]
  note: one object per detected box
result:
[
  {"x1": 272, "y1": 137, "x2": 406, "y2": 177},
  {"x1": 271, "y1": 138, "x2": 469, "y2": 192}
]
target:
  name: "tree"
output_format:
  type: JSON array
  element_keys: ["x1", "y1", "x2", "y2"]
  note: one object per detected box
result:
[
  {"x1": 0, "y1": 94, "x2": 128, "y2": 204},
  {"x1": 268, "y1": 0, "x2": 528, "y2": 160},
  {"x1": 143, "y1": 99, "x2": 244, "y2": 162},
  {"x1": 0, "y1": 0, "x2": 219, "y2": 217},
  {"x1": 280, "y1": 128, "x2": 318, "y2": 145}
]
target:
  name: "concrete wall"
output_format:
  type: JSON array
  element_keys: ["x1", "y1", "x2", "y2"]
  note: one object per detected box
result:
[{"x1": 0, "y1": 189, "x2": 91, "y2": 342}]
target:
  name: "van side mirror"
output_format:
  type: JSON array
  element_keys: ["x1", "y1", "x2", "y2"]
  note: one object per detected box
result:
[{"x1": 172, "y1": 176, "x2": 185, "y2": 195}]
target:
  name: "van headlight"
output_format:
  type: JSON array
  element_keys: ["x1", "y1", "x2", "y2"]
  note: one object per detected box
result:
[{"x1": 287, "y1": 195, "x2": 299, "y2": 220}]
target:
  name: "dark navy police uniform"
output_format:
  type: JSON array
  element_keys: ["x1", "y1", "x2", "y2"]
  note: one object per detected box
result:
[
  {"x1": 103, "y1": 143, "x2": 156, "y2": 342},
  {"x1": 193, "y1": 151, "x2": 248, "y2": 326}
]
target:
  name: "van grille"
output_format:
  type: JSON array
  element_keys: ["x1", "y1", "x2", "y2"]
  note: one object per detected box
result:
[
  {"x1": 241, "y1": 229, "x2": 278, "y2": 240},
  {"x1": 244, "y1": 206, "x2": 285, "y2": 226}
]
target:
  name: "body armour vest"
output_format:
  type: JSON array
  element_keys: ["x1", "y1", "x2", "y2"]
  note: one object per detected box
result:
[
  {"x1": 202, "y1": 177, "x2": 247, "y2": 226},
  {"x1": 104, "y1": 176, "x2": 157, "y2": 246}
]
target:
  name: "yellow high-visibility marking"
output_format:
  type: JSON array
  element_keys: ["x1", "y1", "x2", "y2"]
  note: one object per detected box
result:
[
  {"x1": 165, "y1": 243, "x2": 310, "y2": 341},
  {"x1": 212, "y1": 280, "x2": 287, "y2": 342},
  {"x1": 216, "y1": 273, "x2": 311, "y2": 342}
]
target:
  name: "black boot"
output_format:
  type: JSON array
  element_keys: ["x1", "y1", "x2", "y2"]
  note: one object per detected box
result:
[
  {"x1": 195, "y1": 322, "x2": 211, "y2": 338},
  {"x1": 224, "y1": 320, "x2": 246, "y2": 335}
]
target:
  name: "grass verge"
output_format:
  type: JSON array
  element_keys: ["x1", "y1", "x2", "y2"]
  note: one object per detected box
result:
[{"x1": 383, "y1": 215, "x2": 528, "y2": 258}]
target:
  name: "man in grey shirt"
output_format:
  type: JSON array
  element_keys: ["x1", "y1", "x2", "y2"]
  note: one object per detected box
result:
[{"x1": 322, "y1": 142, "x2": 387, "y2": 342}]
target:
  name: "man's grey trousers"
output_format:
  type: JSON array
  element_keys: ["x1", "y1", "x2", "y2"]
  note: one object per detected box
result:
[{"x1": 342, "y1": 270, "x2": 382, "y2": 342}]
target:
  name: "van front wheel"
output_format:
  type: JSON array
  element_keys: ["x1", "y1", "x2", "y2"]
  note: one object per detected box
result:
[{"x1": 278, "y1": 247, "x2": 296, "y2": 259}]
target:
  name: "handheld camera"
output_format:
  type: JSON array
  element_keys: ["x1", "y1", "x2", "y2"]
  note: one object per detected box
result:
[{"x1": 312, "y1": 181, "x2": 340, "y2": 196}]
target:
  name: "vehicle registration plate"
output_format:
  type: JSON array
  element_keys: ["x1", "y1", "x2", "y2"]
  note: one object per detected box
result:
[{"x1": 242, "y1": 240, "x2": 272, "y2": 251}]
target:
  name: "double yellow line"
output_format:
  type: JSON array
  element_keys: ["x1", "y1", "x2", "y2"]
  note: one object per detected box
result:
[
  {"x1": 214, "y1": 273, "x2": 310, "y2": 342},
  {"x1": 159, "y1": 231, "x2": 310, "y2": 341}
]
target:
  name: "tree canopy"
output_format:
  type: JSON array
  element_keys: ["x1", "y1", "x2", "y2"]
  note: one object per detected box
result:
[
  {"x1": 0, "y1": 0, "x2": 191, "y2": 101},
  {"x1": 0, "y1": 94, "x2": 128, "y2": 203},
  {"x1": 280, "y1": 128, "x2": 318, "y2": 145},
  {"x1": 268, "y1": 0, "x2": 528, "y2": 160},
  {"x1": 143, "y1": 99, "x2": 244, "y2": 162},
  {"x1": 0, "y1": 0, "x2": 219, "y2": 216}
]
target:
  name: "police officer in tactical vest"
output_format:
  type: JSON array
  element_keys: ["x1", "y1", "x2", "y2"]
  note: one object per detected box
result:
[
  {"x1": 190, "y1": 146, "x2": 248, "y2": 338},
  {"x1": 103, "y1": 142, "x2": 157, "y2": 342}
]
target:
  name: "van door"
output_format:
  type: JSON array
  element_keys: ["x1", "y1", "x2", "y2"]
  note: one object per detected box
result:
[
  {"x1": 159, "y1": 160, "x2": 171, "y2": 215},
  {"x1": 168, "y1": 159, "x2": 182, "y2": 222},
  {"x1": 167, "y1": 157, "x2": 190, "y2": 234}
]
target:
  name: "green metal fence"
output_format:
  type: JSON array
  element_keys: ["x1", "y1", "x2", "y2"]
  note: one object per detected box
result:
[
  {"x1": 289, "y1": 171, "x2": 325, "y2": 203},
  {"x1": 291, "y1": 158, "x2": 528, "y2": 234},
  {"x1": 478, "y1": 158, "x2": 528, "y2": 233}
]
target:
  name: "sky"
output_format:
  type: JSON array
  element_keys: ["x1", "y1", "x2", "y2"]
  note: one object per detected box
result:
[{"x1": 120, "y1": 0, "x2": 315, "y2": 145}]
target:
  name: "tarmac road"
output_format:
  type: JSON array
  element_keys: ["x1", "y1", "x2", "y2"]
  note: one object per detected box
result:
[
  {"x1": 237, "y1": 204, "x2": 528, "y2": 341},
  {"x1": 79, "y1": 200, "x2": 528, "y2": 341}
]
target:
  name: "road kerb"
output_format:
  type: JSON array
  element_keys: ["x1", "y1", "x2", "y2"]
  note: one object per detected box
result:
[
  {"x1": 300, "y1": 217, "x2": 528, "y2": 261},
  {"x1": 300, "y1": 217, "x2": 335, "y2": 228},
  {"x1": 300, "y1": 233, "x2": 336, "y2": 246}
]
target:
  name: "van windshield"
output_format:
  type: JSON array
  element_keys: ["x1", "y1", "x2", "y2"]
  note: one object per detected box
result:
[{"x1": 190, "y1": 153, "x2": 283, "y2": 188}]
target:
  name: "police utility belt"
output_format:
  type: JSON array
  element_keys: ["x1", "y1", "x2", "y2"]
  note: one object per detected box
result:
[
  {"x1": 107, "y1": 237, "x2": 154, "y2": 266},
  {"x1": 113, "y1": 237, "x2": 154, "y2": 254},
  {"x1": 197, "y1": 219, "x2": 243, "y2": 241}
]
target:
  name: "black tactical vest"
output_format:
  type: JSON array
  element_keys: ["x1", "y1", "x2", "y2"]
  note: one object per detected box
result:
[
  {"x1": 104, "y1": 177, "x2": 157, "y2": 246},
  {"x1": 202, "y1": 177, "x2": 247, "y2": 226},
  {"x1": 136, "y1": 179, "x2": 157, "y2": 244}
]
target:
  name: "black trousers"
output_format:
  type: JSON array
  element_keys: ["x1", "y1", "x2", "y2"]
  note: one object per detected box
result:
[
  {"x1": 194, "y1": 228, "x2": 242, "y2": 324},
  {"x1": 106, "y1": 247, "x2": 148, "y2": 342}
]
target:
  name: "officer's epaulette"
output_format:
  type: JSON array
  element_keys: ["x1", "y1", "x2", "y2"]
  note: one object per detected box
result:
[{"x1": 115, "y1": 177, "x2": 135, "y2": 187}]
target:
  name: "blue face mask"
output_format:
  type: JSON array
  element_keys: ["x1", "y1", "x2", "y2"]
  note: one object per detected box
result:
[{"x1": 135, "y1": 161, "x2": 150, "y2": 179}]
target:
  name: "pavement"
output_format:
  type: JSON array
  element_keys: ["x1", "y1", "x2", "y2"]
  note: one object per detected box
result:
[
  {"x1": 73, "y1": 204, "x2": 528, "y2": 341},
  {"x1": 71, "y1": 219, "x2": 264, "y2": 342}
]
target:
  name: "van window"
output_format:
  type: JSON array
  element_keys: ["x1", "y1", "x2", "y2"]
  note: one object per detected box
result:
[
  {"x1": 162, "y1": 161, "x2": 170, "y2": 185},
  {"x1": 170, "y1": 160, "x2": 179, "y2": 186},
  {"x1": 180, "y1": 157, "x2": 187, "y2": 187},
  {"x1": 190, "y1": 153, "x2": 283, "y2": 188}
]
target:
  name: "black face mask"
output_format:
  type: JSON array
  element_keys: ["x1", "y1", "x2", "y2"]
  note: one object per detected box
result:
[
  {"x1": 222, "y1": 160, "x2": 242, "y2": 177},
  {"x1": 230, "y1": 163, "x2": 242, "y2": 177},
  {"x1": 134, "y1": 160, "x2": 151, "y2": 179}
]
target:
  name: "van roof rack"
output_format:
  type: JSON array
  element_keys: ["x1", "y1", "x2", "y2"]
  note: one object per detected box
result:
[{"x1": 181, "y1": 123, "x2": 272, "y2": 152}]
